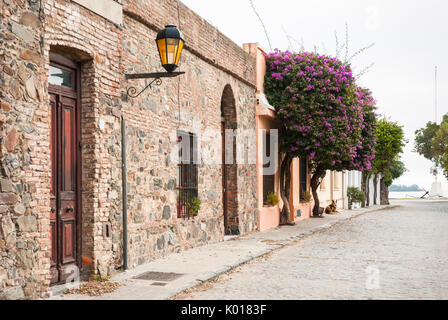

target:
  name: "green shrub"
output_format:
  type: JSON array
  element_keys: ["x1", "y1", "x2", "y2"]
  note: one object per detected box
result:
[
  {"x1": 302, "y1": 191, "x2": 313, "y2": 203},
  {"x1": 347, "y1": 187, "x2": 365, "y2": 205},
  {"x1": 188, "y1": 197, "x2": 201, "y2": 216},
  {"x1": 265, "y1": 192, "x2": 279, "y2": 206}
]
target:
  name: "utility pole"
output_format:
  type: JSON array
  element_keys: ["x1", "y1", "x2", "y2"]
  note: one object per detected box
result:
[
  {"x1": 435, "y1": 66, "x2": 438, "y2": 125},
  {"x1": 435, "y1": 66, "x2": 438, "y2": 184}
]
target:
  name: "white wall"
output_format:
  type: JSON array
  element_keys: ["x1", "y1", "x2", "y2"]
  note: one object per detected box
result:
[
  {"x1": 345, "y1": 171, "x2": 362, "y2": 209},
  {"x1": 344, "y1": 171, "x2": 382, "y2": 208}
]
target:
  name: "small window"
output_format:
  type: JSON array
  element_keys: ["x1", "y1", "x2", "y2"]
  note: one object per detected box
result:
[
  {"x1": 334, "y1": 172, "x2": 340, "y2": 190},
  {"x1": 263, "y1": 132, "x2": 275, "y2": 204},
  {"x1": 299, "y1": 158, "x2": 308, "y2": 201},
  {"x1": 177, "y1": 131, "x2": 198, "y2": 219},
  {"x1": 320, "y1": 175, "x2": 326, "y2": 191},
  {"x1": 49, "y1": 65, "x2": 73, "y2": 88}
]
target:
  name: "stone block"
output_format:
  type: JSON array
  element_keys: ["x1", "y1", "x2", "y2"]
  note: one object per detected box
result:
[
  {"x1": 0, "y1": 179, "x2": 16, "y2": 193},
  {"x1": 10, "y1": 21, "x2": 34, "y2": 43},
  {"x1": 16, "y1": 215, "x2": 37, "y2": 232},
  {"x1": 0, "y1": 193, "x2": 18, "y2": 205},
  {"x1": 0, "y1": 286, "x2": 25, "y2": 300},
  {"x1": 162, "y1": 205, "x2": 171, "y2": 220}
]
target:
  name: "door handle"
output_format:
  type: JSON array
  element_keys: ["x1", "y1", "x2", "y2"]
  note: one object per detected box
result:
[
  {"x1": 66, "y1": 205, "x2": 74, "y2": 213},
  {"x1": 51, "y1": 207, "x2": 56, "y2": 213}
]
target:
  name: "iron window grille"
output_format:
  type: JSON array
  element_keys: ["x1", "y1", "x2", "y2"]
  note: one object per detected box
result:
[{"x1": 177, "y1": 131, "x2": 198, "y2": 219}]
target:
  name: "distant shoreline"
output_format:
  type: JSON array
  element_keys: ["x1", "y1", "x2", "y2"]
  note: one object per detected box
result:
[{"x1": 389, "y1": 184, "x2": 424, "y2": 192}]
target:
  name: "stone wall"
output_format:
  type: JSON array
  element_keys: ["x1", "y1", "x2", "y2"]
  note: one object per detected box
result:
[
  {"x1": 0, "y1": 0, "x2": 257, "y2": 299},
  {"x1": 0, "y1": 0, "x2": 49, "y2": 300},
  {"x1": 120, "y1": 5, "x2": 257, "y2": 268}
]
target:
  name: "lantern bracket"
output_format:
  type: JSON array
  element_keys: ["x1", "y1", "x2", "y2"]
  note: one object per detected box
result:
[{"x1": 125, "y1": 71, "x2": 185, "y2": 98}]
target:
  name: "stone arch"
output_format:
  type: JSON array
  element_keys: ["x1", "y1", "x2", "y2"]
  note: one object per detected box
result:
[{"x1": 221, "y1": 84, "x2": 240, "y2": 235}]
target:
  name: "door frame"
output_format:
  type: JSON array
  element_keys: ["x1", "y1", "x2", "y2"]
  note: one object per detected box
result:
[{"x1": 49, "y1": 52, "x2": 82, "y2": 284}]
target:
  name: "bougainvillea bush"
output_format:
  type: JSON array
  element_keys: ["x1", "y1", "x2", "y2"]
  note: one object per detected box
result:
[{"x1": 264, "y1": 50, "x2": 377, "y2": 217}]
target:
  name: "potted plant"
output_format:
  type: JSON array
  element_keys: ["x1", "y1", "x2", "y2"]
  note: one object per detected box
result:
[
  {"x1": 264, "y1": 192, "x2": 279, "y2": 207},
  {"x1": 302, "y1": 190, "x2": 313, "y2": 203},
  {"x1": 188, "y1": 197, "x2": 201, "y2": 217},
  {"x1": 347, "y1": 187, "x2": 365, "y2": 210}
]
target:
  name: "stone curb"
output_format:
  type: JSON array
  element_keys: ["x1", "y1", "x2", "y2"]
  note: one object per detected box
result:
[{"x1": 168, "y1": 204, "x2": 400, "y2": 299}]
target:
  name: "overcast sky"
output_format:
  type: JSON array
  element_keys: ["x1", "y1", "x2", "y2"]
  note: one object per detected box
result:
[{"x1": 183, "y1": 0, "x2": 448, "y2": 194}]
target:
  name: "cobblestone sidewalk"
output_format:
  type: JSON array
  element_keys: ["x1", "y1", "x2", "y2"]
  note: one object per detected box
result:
[{"x1": 49, "y1": 205, "x2": 397, "y2": 300}]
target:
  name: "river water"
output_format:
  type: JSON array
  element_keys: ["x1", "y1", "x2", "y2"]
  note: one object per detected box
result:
[{"x1": 389, "y1": 191, "x2": 431, "y2": 199}]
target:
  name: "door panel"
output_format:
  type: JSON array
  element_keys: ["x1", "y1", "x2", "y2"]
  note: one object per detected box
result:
[
  {"x1": 59, "y1": 96, "x2": 77, "y2": 269},
  {"x1": 60, "y1": 97, "x2": 76, "y2": 192}
]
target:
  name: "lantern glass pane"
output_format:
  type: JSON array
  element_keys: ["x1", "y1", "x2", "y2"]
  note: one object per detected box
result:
[
  {"x1": 175, "y1": 40, "x2": 184, "y2": 65},
  {"x1": 166, "y1": 38, "x2": 180, "y2": 65},
  {"x1": 157, "y1": 39, "x2": 167, "y2": 65}
]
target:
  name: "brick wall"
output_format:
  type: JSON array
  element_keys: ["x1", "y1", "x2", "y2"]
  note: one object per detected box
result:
[{"x1": 0, "y1": 0, "x2": 257, "y2": 299}]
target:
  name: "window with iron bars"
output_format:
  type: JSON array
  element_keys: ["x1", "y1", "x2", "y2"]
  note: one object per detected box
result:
[{"x1": 177, "y1": 131, "x2": 198, "y2": 219}]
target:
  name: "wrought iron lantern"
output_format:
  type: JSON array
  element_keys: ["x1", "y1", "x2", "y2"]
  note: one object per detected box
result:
[
  {"x1": 156, "y1": 24, "x2": 184, "y2": 73},
  {"x1": 125, "y1": 25, "x2": 185, "y2": 98}
]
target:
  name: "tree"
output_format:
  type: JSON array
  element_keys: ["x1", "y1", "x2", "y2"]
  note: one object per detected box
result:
[
  {"x1": 382, "y1": 159, "x2": 407, "y2": 203},
  {"x1": 414, "y1": 121, "x2": 441, "y2": 163},
  {"x1": 371, "y1": 119, "x2": 406, "y2": 205},
  {"x1": 431, "y1": 122, "x2": 448, "y2": 179},
  {"x1": 264, "y1": 50, "x2": 375, "y2": 219},
  {"x1": 415, "y1": 113, "x2": 448, "y2": 179}
]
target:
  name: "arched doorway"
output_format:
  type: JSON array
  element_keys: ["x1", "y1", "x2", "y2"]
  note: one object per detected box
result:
[
  {"x1": 48, "y1": 52, "x2": 82, "y2": 284},
  {"x1": 221, "y1": 85, "x2": 239, "y2": 235}
]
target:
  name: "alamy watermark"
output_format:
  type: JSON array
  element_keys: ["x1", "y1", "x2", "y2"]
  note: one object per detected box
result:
[
  {"x1": 365, "y1": 265, "x2": 381, "y2": 290},
  {"x1": 168, "y1": 120, "x2": 279, "y2": 176}
]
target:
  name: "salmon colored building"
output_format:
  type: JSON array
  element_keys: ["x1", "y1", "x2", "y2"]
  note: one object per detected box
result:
[
  {"x1": 243, "y1": 43, "x2": 313, "y2": 231},
  {"x1": 318, "y1": 171, "x2": 346, "y2": 210}
]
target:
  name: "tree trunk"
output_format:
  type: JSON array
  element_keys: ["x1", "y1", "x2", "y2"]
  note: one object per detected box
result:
[
  {"x1": 380, "y1": 177, "x2": 389, "y2": 205},
  {"x1": 373, "y1": 174, "x2": 378, "y2": 205},
  {"x1": 361, "y1": 172, "x2": 368, "y2": 208},
  {"x1": 311, "y1": 166, "x2": 326, "y2": 216},
  {"x1": 366, "y1": 175, "x2": 370, "y2": 207},
  {"x1": 279, "y1": 154, "x2": 294, "y2": 225}
]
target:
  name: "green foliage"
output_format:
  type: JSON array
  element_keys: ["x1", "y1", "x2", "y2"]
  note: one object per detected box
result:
[
  {"x1": 383, "y1": 159, "x2": 407, "y2": 187},
  {"x1": 302, "y1": 190, "x2": 313, "y2": 203},
  {"x1": 415, "y1": 113, "x2": 448, "y2": 179},
  {"x1": 372, "y1": 118, "x2": 407, "y2": 174},
  {"x1": 415, "y1": 121, "x2": 440, "y2": 162},
  {"x1": 432, "y1": 122, "x2": 448, "y2": 179},
  {"x1": 347, "y1": 187, "x2": 365, "y2": 203},
  {"x1": 265, "y1": 192, "x2": 279, "y2": 206},
  {"x1": 91, "y1": 275, "x2": 111, "y2": 282},
  {"x1": 188, "y1": 197, "x2": 201, "y2": 216}
]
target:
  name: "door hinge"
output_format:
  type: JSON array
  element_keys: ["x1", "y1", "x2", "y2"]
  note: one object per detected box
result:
[{"x1": 79, "y1": 140, "x2": 83, "y2": 149}]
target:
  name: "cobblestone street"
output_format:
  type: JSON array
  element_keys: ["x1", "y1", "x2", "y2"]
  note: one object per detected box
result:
[{"x1": 181, "y1": 201, "x2": 448, "y2": 300}]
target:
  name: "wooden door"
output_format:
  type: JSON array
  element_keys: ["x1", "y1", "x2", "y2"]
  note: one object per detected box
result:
[
  {"x1": 221, "y1": 120, "x2": 230, "y2": 235},
  {"x1": 49, "y1": 54, "x2": 81, "y2": 285}
]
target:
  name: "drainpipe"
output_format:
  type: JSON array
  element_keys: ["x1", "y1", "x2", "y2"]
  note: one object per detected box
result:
[{"x1": 121, "y1": 116, "x2": 128, "y2": 270}]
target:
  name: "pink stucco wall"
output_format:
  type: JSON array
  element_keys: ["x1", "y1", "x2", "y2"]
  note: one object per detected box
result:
[{"x1": 243, "y1": 43, "x2": 316, "y2": 231}]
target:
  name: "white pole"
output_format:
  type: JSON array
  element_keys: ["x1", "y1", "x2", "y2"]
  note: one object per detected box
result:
[{"x1": 435, "y1": 66, "x2": 438, "y2": 125}]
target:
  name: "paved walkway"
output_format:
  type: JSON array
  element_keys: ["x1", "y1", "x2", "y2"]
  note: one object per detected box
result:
[
  {"x1": 49, "y1": 204, "x2": 397, "y2": 300},
  {"x1": 179, "y1": 200, "x2": 448, "y2": 300}
]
